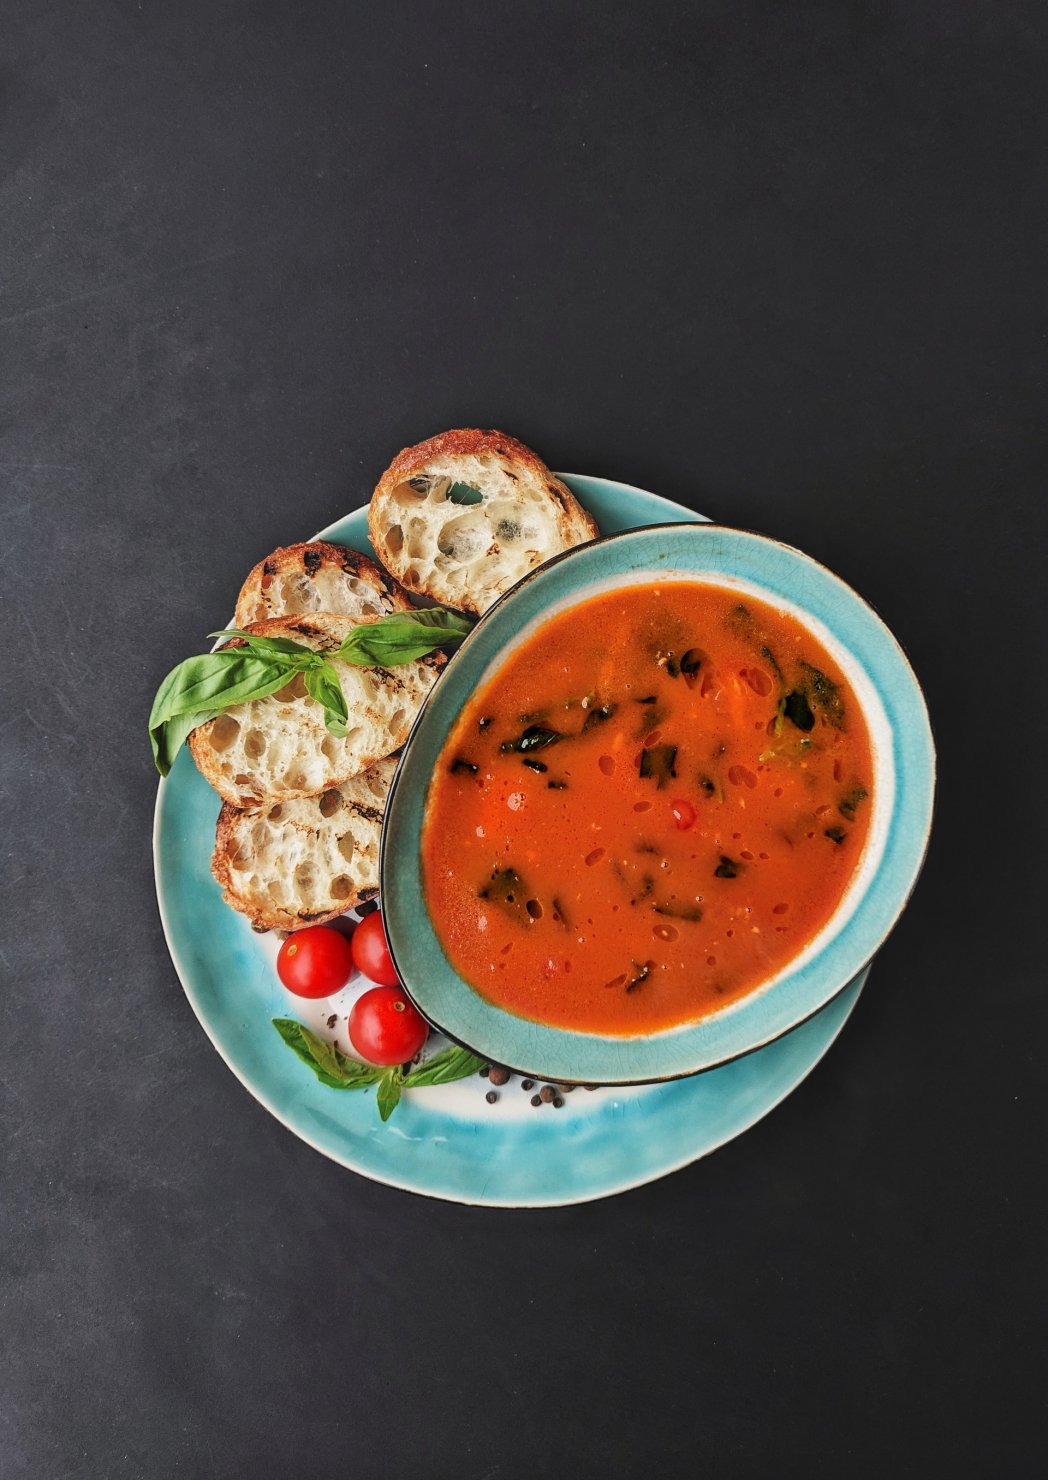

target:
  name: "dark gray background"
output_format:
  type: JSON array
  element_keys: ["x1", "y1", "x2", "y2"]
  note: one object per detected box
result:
[{"x1": 2, "y1": 3, "x2": 1045, "y2": 1476}]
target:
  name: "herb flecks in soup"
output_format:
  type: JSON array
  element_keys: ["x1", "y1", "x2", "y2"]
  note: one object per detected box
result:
[{"x1": 421, "y1": 583, "x2": 873, "y2": 1035}]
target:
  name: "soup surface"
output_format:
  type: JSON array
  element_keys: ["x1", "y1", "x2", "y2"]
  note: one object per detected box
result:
[{"x1": 421, "y1": 582, "x2": 873, "y2": 1035}]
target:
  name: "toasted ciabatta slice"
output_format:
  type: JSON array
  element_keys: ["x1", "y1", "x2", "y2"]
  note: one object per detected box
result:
[
  {"x1": 187, "y1": 613, "x2": 443, "y2": 807},
  {"x1": 367, "y1": 428, "x2": 598, "y2": 615},
  {"x1": 211, "y1": 756, "x2": 397, "y2": 932},
  {"x1": 234, "y1": 541, "x2": 411, "y2": 627}
]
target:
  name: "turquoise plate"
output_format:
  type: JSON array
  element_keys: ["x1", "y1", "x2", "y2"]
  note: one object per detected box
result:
[{"x1": 154, "y1": 476, "x2": 872, "y2": 1206}]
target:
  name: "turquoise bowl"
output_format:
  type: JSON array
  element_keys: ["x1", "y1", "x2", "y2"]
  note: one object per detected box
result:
[{"x1": 381, "y1": 522, "x2": 935, "y2": 1084}]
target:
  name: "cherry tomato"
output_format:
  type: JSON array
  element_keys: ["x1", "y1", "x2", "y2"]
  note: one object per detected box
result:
[
  {"x1": 671, "y1": 797, "x2": 697, "y2": 831},
  {"x1": 277, "y1": 925, "x2": 355, "y2": 998},
  {"x1": 350, "y1": 910, "x2": 399, "y2": 985},
  {"x1": 349, "y1": 985, "x2": 428, "y2": 1066}
]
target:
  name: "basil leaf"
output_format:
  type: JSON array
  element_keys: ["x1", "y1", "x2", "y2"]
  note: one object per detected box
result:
[
  {"x1": 208, "y1": 630, "x2": 319, "y2": 663},
  {"x1": 337, "y1": 608, "x2": 473, "y2": 667},
  {"x1": 151, "y1": 651, "x2": 292, "y2": 723},
  {"x1": 404, "y1": 1045, "x2": 486, "y2": 1088},
  {"x1": 714, "y1": 855, "x2": 741, "y2": 879},
  {"x1": 500, "y1": 725, "x2": 563, "y2": 753},
  {"x1": 271, "y1": 1019, "x2": 383, "y2": 1089},
  {"x1": 799, "y1": 662, "x2": 845, "y2": 729},
  {"x1": 151, "y1": 706, "x2": 219, "y2": 775},
  {"x1": 478, "y1": 866, "x2": 532, "y2": 924},
  {"x1": 581, "y1": 703, "x2": 616, "y2": 734},
  {"x1": 296, "y1": 1029, "x2": 346, "y2": 1082},
  {"x1": 376, "y1": 1068, "x2": 404, "y2": 1121},
  {"x1": 653, "y1": 899, "x2": 704, "y2": 922},
  {"x1": 305, "y1": 663, "x2": 349, "y2": 737},
  {"x1": 149, "y1": 651, "x2": 297, "y2": 775},
  {"x1": 639, "y1": 743, "x2": 678, "y2": 788},
  {"x1": 696, "y1": 771, "x2": 723, "y2": 803},
  {"x1": 760, "y1": 644, "x2": 784, "y2": 685},
  {"x1": 625, "y1": 961, "x2": 651, "y2": 993},
  {"x1": 783, "y1": 690, "x2": 815, "y2": 732},
  {"x1": 838, "y1": 785, "x2": 868, "y2": 822},
  {"x1": 446, "y1": 481, "x2": 483, "y2": 505}
]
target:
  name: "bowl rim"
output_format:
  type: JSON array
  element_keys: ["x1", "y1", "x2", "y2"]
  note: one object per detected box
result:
[{"x1": 379, "y1": 519, "x2": 936, "y2": 1083}]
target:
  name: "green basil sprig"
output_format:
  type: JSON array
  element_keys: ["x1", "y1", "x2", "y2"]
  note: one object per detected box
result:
[
  {"x1": 149, "y1": 607, "x2": 472, "y2": 776},
  {"x1": 273, "y1": 1018, "x2": 382, "y2": 1089},
  {"x1": 335, "y1": 608, "x2": 472, "y2": 667},
  {"x1": 398, "y1": 1044, "x2": 484, "y2": 1088},
  {"x1": 272, "y1": 1018, "x2": 484, "y2": 1121}
]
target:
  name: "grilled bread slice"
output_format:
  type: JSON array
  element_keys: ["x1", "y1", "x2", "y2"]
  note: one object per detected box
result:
[
  {"x1": 187, "y1": 613, "x2": 443, "y2": 806},
  {"x1": 367, "y1": 428, "x2": 598, "y2": 615},
  {"x1": 234, "y1": 541, "x2": 411, "y2": 627},
  {"x1": 211, "y1": 756, "x2": 396, "y2": 932}
]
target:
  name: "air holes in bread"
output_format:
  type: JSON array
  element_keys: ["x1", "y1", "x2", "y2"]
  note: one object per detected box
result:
[
  {"x1": 368, "y1": 429, "x2": 598, "y2": 615},
  {"x1": 209, "y1": 714, "x2": 241, "y2": 752},
  {"x1": 244, "y1": 728, "x2": 266, "y2": 759},
  {"x1": 318, "y1": 789, "x2": 342, "y2": 819},
  {"x1": 276, "y1": 673, "x2": 308, "y2": 703},
  {"x1": 437, "y1": 515, "x2": 486, "y2": 562},
  {"x1": 209, "y1": 754, "x2": 397, "y2": 930}
]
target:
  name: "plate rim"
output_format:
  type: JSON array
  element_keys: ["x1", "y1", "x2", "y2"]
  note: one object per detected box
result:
[{"x1": 153, "y1": 474, "x2": 868, "y2": 1206}]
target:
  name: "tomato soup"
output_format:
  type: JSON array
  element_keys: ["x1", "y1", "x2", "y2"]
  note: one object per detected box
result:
[{"x1": 421, "y1": 582, "x2": 873, "y2": 1035}]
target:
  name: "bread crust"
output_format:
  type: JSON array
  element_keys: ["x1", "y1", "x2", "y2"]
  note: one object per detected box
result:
[
  {"x1": 376, "y1": 427, "x2": 573, "y2": 494},
  {"x1": 368, "y1": 427, "x2": 598, "y2": 615},
  {"x1": 234, "y1": 541, "x2": 411, "y2": 627}
]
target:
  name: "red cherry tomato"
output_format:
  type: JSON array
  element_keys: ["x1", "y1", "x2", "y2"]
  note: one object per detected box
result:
[
  {"x1": 349, "y1": 985, "x2": 429, "y2": 1066},
  {"x1": 350, "y1": 910, "x2": 399, "y2": 985},
  {"x1": 277, "y1": 925, "x2": 355, "y2": 998},
  {"x1": 671, "y1": 797, "x2": 697, "y2": 831}
]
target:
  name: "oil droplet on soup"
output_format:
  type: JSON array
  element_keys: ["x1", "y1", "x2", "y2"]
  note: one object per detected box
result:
[{"x1": 421, "y1": 582, "x2": 873, "y2": 1035}]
